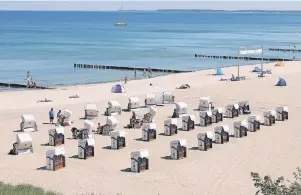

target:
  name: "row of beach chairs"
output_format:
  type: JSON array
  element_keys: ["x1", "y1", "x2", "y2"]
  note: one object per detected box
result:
[{"x1": 9, "y1": 94, "x2": 288, "y2": 172}]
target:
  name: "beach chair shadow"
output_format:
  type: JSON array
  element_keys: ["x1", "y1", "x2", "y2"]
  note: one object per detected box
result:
[
  {"x1": 158, "y1": 133, "x2": 167, "y2": 136},
  {"x1": 42, "y1": 122, "x2": 54, "y2": 125},
  {"x1": 69, "y1": 155, "x2": 78, "y2": 159},
  {"x1": 134, "y1": 138, "x2": 143, "y2": 142},
  {"x1": 36, "y1": 166, "x2": 47, "y2": 171},
  {"x1": 102, "y1": 146, "x2": 112, "y2": 150},
  {"x1": 41, "y1": 143, "x2": 49, "y2": 146},
  {"x1": 78, "y1": 117, "x2": 86, "y2": 120},
  {"x1": 122, "y1": 108, "x2": 130, "y2": 112},
  {"x1": 66, "y1": 137, "x2": 74, "y2": 140},
  {"x1": 120, "y1": 168, "x2": 132, "y2": 173},
  {"x1": 161, "y1": 156, "x2": 173, "y2": 160},
  {"x1": 193, "y1": 109, "x2": 199, "y2": 111},
  {"x1": 189, "y1": 147, "x2": 199, "y2": 151},
  {"x1": 13, "y1": 129, "x2": 22, "y2": 132}
]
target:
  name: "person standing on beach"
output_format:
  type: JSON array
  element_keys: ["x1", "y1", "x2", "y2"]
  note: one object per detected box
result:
[
  {"x1": 125, "y1": 76, "x2": 128, "y2": 84},
  {"x1": 134, "y1": 69, "x2": 137, "y2": 79},
  {"x1": 143, "y1": 69, "x2": 146, "y2": 77},
  {"x1": 49, "y1": 108, "x2": 55, "y2": 124},
  {"x1": 26, "y1": 71, "x2": 31, "y2": 87},
  {"x1": 26, "y1": 71, "x2": 30, "y2": 80}
]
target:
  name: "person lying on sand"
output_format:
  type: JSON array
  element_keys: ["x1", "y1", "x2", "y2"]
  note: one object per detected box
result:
[
  {"x1": 177, "y1": 84, "x2": 190, "y2": 89},
  {"x1": 69, "y1": 95, "x2": 79, "y2": 98},
  {"x1": 37, "y1": 98, "x2": 53, "y2": 103}
]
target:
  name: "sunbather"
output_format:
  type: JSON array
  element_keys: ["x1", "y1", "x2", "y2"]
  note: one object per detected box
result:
[
  {"x1": 177, "y1": 84, "x2": 190, "y2": 89},
  {"x1": 37, "y1": 98, "x2": 53, "y2": 103},
  {"x1": 69, "y1": 95, "x2": 79, "y2": 98}
]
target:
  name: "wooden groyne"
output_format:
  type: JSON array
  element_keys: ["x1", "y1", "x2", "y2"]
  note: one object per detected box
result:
[
  {"x1": 73, "y1": 63, "x2": 192, "y2": 73},
  {"x1": 0, "y1": 82, "x2": 54, "y2": 89},
  {"x1": 269, "y1": 48, "x2": 301, "y2": 52},
  {"x1": 194, "y1": 54, "x2": 294, "y2": 61}
]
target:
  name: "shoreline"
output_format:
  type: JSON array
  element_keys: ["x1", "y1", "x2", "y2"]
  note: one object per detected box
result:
[{"x1": 0, "y1": 62, "x2": 269, "y2": 93}]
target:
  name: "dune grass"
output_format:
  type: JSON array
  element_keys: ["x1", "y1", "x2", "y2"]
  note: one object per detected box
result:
[
  {"x1": 0, "y1": 182, "x2": 61, "y2": 195},
  {"x1": 0, "y1": 181, "x2": 123, "y2": 195}
]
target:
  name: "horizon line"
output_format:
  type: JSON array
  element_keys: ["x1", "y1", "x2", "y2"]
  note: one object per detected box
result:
[{"x1": 1, "y1": 9, "x2": 301, "y2": 12}]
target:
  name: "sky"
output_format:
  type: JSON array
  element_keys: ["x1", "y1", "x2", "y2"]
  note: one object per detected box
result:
[{"x1": 0, "y1": 1, "x2": 300, "y2": 11}]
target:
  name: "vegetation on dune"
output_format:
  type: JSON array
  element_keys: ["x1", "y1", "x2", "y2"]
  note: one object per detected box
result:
[
  {"x1": 0, "y1": 182, "x2": 61, "y2": 195},
  {"x1": 0, "y1": 181, "x2": 123, "y2": 195},
  {"x1": 250, "y1": 167, "x2": 301, "y2": 195}
]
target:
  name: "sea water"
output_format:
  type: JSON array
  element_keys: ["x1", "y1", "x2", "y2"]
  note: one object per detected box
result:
[{"x1": 0, "y1": 10, "x2": 300, "y2": 87}]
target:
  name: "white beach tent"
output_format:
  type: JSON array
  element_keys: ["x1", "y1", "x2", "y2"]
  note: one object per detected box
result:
[{"x1": 111, "y1": 84, "x2": 126, "y2": 93}]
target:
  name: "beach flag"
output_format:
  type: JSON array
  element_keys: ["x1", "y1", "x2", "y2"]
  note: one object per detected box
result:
[{"x1": 239, "y1": 49, "x2": 263, "y2": 55}]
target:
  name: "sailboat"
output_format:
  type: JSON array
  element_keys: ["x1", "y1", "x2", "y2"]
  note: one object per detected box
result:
[{"x1": 115, "y1": 6, "x2": 127, "y2": 26}]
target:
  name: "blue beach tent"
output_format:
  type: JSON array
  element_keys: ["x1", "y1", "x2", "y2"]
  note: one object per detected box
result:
[
  {"x1": 111, "y1": 84, "x2": 126, "y2": 93},
  {"x1": 275, "y1": 78, "x2": 287, "y2": 86},
  {"x1": 252, "y1": 66, "x2": 261, "y2": 73},
  {"x1": 216, "y1": 68, "x2": 224, "y2": 75}
]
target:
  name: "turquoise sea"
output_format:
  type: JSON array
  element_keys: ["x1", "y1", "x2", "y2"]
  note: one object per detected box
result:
[{"x1": 0, "y1": 10, "x2": 300, "y2": 87}]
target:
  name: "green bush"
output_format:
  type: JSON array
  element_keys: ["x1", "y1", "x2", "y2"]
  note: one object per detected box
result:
[
  {"x1": 251, "y1": 167, "x2": 301, "y2": 195},
  {"x1": 0, "y1": 181, "x2": 60, "y2": 195}
]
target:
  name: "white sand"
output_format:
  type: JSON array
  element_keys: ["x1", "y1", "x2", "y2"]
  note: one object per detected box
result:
[{"x1": 0, "y1": 62, "x2": 300, "y2": 195}]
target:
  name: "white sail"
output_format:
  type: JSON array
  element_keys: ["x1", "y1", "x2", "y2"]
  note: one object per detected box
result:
[{"x1": 240, "y1": 49, "x2": 263, "y2": 55}]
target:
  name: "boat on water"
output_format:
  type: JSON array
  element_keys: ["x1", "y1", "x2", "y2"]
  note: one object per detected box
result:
[{"x1": 115, "y1": 6, "x2": 127, "y2": 26}]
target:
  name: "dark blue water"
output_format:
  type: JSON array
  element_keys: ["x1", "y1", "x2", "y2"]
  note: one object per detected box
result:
[{"x1": 0, "y1": 10, "x2": 300, "y2": 87}]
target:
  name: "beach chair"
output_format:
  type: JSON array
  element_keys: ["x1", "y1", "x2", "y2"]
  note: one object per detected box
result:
[
  {"x1": 197, "y1": 132, "x2": 214, "y2": 151},
  {"x1": 182, "y1": 114, "x2": 195, "y2": 131},
  {"x1": 142, "y1": 123, "x2": 157, "y2": 141},
  {"x1": 9, "y1": 133, "x2": 33, "y2": 155},
  {"x1": 198, "y1": 96, "x2": 214, "y2": 111},
  {"x1": 164, "y1": 118, "x2": 178, "y2": 136},
  {"x1": 172, "y1": 102, "x2": 188, "y2": 118},
  {"x1": 238, "y1": 101, "x2": 251, "y2": 115},
  {"x1": 248, "y1": 115, "x2": 261, "y2": 132},
  {"x1": 111, "y1": 130, "x2": 126, "y2": 149},
  {"x1": 127, "y1": 97, "x2": 140, "y2": 111},
  {"x1": 105, "y1": 100, "x2": 122, "y2": 116},
  {"x1": 263, "y1": 110, "x2": 276, "y2": 126},
  {"x1": 276, "y1": 106, "x2": 288, "y2": 121},
  {"x1": 131, "y1": 150, "x2": 149, "y2": 173},
  {"x1": 71, "y1": 120, "x2": 93, "y2": 139},
  {"x1": 170, "y1": 140, "x2": 187, "y2": 160},
  {"x1": 57, "y1": 109, "x2": 72, "y2": 126},
  {"x1": 85, "y1": 104, "x2": 98, "y2": 119},
  {"x1": 214, "y1": 125, "x2": 230, "y2": 144},
  {"x1": 199, "y1": 111, "x2": 212, "y2": 127},
  {"x1": 46, "y1": 147, "x2": 66, "y2": 171},
  {"x1": 49, "y1": 126, "x2": 65, "y2": 146},
  {"x1": 211, "y1": 108, "x2": 224, "y2": 123},
  {"x1": 162, "y1": 92, "x2": 175, "y2": 104},
  {"x1": 233, "y1": 120, "x2": 248, "y2": 138},
  {"x1": 98, "y1": 116, "x2": 118, "y2": 136},
  {"x1": 142, "y1": 106, "x2": 157, "y2": 123},
  {"x1": 20, "y1": 114, "x2": 38, "y2": 132},
  {"x1": 78, "y1": 137, "x2": 95, "y2": 159},
  {"x1": 145, "y1": 94, "x2": 156, "y2": 107},
  {"x1": 128, "y1": 110, "x2": 143, "y2": 129}
]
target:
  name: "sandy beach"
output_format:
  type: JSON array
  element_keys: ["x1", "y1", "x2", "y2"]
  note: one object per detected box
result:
[{"x1": 0, "y1": 61, "x2": 300, "y2": 195}]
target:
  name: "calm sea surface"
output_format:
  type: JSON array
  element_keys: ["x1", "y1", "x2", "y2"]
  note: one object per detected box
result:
[{"x1": 0, "y1": 10, "x2": 300, "y2": 87}]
